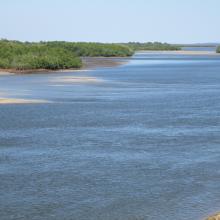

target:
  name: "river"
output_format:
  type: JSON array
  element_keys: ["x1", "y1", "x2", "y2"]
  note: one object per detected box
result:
[{"x1": 1, "y1": 50, "x2": 220, "y2": 220}]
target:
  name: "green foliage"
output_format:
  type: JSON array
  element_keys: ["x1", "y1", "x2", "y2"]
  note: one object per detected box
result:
[
  {"x1": 217, "y1": 46, "x2": 220, "y2": 53},
  {"x1": 0, "y1": 40, "x2": 134, "y2": 70},
  {"x1": 123, "y1": 42, "x2": 181, "y2": 51},
  {"x1": 0, "y1": 40, "x2": 82, "y2": 70},
  {"x1": 10, "y1": 51, "x2": 82, "y2": 70},
  {"x1": 45, "y1": 42, "x2": 134, "y2": 57},
  {"x1": 0, "y1": 40, "x2": 182, "y2": 71}
]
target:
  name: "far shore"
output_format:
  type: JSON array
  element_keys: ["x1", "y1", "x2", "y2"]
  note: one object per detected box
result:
[
  {"x1": 0, "y1": 57, "x2": 129, "y2": 75},
  {"x1": 136, "y1": 50, "x2": 220, "y2": 55}
]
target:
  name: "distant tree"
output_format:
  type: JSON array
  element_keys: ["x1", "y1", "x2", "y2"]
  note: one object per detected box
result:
[{"x1": 122, "y1": 42, "x2": 181, "y2": 51}]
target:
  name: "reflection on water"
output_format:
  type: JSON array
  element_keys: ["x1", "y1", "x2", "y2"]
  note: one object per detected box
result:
[{"x1": 1, "y1": 51, "x2": 220, "y2": 220}]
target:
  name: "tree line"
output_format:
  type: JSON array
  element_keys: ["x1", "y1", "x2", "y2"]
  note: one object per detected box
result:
[
  {"x1": 0, "y1": 40, "x2": 133, "y2": 70},
  {"x1": 0, "y1": 40, "x2": 182, "y2": 71},
  {"x1": 0, "y1": 40, "x2": 81, "y2": 70},
  {"x1": 122, "y1": 42, "x2": 181, "y2": 51}
]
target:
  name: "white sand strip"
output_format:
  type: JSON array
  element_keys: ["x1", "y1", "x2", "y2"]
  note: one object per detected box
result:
[
  {"x1": 50, "y1": 76, "x2": 103, "y2": 84},
  {"x1": 0, "y1": 98, "x2": 50, "y2": 104}
]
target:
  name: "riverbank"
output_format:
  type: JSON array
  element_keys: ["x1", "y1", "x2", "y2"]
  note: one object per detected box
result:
[
  {"x1": 0, "y1": 57, "x2": 128, "y2": 75},
  {"x1": 2, "y1": 50, "x2": 219, "y2": 75}
]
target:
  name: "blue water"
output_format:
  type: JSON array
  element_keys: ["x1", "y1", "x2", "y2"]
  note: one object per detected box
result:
[{"x1": 1, "y1": 51, "x2": 220, "y2": 220}]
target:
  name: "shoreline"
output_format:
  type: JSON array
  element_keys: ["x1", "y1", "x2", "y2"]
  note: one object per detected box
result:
[
  {"x1": 0, "y1": 57, "x2": 129, "y2": 75},
  {"x1": 1, "y1": 51, "x2": 219, "y2": 75},
  {"x1": 0, "y1": 57, "x2": 127, "y2": 104},
  {"x1": 136, "y1": 50, "x2": 220, "y2": 55},
  {"x1": 1, "y1": 51, "x2": 218, "y2": 104}
]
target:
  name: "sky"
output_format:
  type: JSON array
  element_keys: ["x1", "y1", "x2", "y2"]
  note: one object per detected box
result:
[{"x1": 0, "y1": 0, "x2": 219, "y2": 43}]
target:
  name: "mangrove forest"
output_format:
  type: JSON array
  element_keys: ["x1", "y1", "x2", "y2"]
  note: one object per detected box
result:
[{"x1": 0, "y1": 40, "x2": 182, "y2": 71}]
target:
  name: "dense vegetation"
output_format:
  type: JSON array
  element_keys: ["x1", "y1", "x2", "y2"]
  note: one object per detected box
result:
[
  {"x1": 0, "y1": 40, "x2": 184, "y2": 71},
  {"x1": 217, "y1": 46, "x2": 220, "y2": 53},
  {"x1": 123, "y1": 42, "x2": 181, "y2": 51},
  {"x1": 0, "y1": 40, "x2": 133, "y2": 71},
  {"x1": 45, "y1": 42, "x2": 134, "y2": 57},
  {"x1": 0, "y1": 40, "x2": 82, "y2": 70}
]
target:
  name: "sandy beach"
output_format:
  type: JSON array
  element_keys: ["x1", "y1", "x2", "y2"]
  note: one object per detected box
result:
[
  {"x1": 0, "y1": 98, "x2": 50, "y2": 104},
  {"x1": 50, "y1": 76, "x2": 103, "y2": 84}
]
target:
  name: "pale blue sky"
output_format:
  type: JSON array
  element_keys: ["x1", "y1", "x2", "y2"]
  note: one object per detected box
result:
[{"x1": 0, "y1": 0, "x2": 219, "y2": 43}]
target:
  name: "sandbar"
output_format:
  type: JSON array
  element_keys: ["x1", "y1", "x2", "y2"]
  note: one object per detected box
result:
[{"x1": 0, "y1": 98, "x2": 49, "y2": 104}]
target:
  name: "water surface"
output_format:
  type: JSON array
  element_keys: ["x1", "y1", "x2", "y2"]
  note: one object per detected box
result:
[{"x1": 1, "y1": 51, "x2": 220, "y2": 220}]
